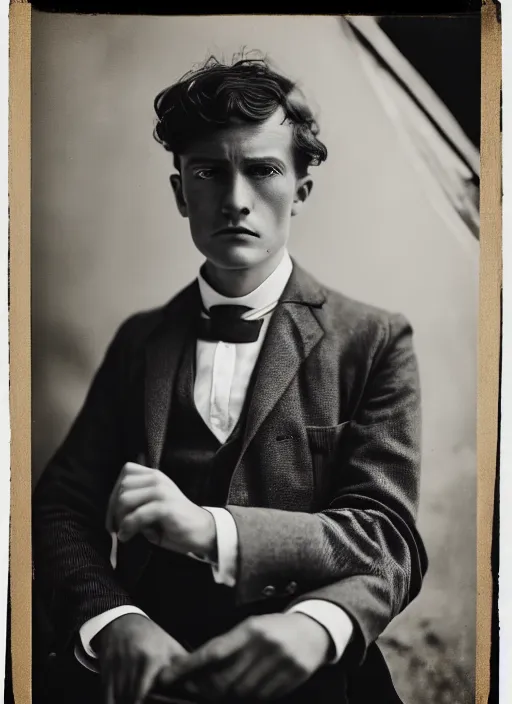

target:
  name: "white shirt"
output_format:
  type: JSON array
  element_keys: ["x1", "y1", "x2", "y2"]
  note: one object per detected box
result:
[{"x1": 76, "y1": 250, "x2": 353, "y2": 670}]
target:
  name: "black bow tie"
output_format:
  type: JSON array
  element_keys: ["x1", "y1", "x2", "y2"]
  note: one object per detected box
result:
[{"x1": 197, "y1": 305, "x2": 264, "y2": 343}]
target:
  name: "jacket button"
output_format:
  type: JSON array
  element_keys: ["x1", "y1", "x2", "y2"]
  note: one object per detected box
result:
[
  {"x1": 285, "y1": 581, "x2": 298, "y2": 595},
  {"x1": 262, "y1": 585, "x2": 276, "y2": 597}
]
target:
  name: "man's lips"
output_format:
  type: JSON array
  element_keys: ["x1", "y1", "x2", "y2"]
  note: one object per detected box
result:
[{"x1": 213, "y1": 227, "x2": 259, "y2": 237}]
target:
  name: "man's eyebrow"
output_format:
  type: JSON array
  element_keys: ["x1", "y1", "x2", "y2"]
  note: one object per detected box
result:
[
  {"x1": 185, "y1": 157, "x2": 228, "y2": 166},
  {"x1": 243, "y1": 157, "x2": 286, "y2": 168},
  {"x1": 184, "y1": 156, "x2": 286, "y2": 168}
]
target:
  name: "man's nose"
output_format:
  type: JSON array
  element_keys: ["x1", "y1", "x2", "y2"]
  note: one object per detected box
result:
[{"x1": 221, "y1": 174, "x2": 251, "y2": 220}]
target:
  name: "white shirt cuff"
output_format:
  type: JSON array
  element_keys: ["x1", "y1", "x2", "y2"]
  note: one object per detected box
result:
[
  {"x1": 287, "y1": 600, "x2": 354, "y2": 664},
  {"x1": 187, "y1": 507, "x2": 238, "y2": 587},
  {"x1": 74, "y1": 643, "x2": 100, "y2": 673},
  {"x1": 76, "y1": 605, "x2": 149, "y2": 670}
]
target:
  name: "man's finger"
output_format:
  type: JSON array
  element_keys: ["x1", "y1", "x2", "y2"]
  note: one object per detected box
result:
[
  {"x1": 257, "y1": 670, "x2": 294, "y2": 701},
  {"x1": 104, "y1": 678, "x2": 115, "y2": 704},
  {"x1": 157, "y1": 647, "x2": 213, "y2": 688},
  {"x1": 231, "y1": 656, "x2": 281, "y2": 700},
  {"x1": 99, "y1": 663, "x2": 113, "y2": 704},
  {"x1": 119, "y1": 473, "x2": 155, "y2": 491},
  {"x1": 118, "y1": 501, "x2": 161, "y2": 542},
  {"x1": 98, "y1": 651, "x2": 117, "y2": 704},
  {"x1": 169, "y1": 629, "x2": 246, "y2": 683},
  {"x1": 105, "y1": 462, "x2": 145, "y2": 533},
  {"x1": 156, "y1": 652, "x2": 197, "y2": 692},
  {"x1": 133, "y1": 663, "x2": 161, "y2": 704},
  {"x1": 107, "y1": 472, "x2": 157, "y2": 533},
  {"x1": 123, "y1": 461, "x2": 152, "y2": 474},
  {"x1": 196, "y1": 649, "x2": 254, "y2": 701},
  {"x1": 114, "y1": 650, "x2": 138, "y2": 704},
  {"x1": 113, "y1": 487, "x2": 157, "y2": 533},
  {"x1": 193, "y1": 629, "x2": 257, "y2": 696}
]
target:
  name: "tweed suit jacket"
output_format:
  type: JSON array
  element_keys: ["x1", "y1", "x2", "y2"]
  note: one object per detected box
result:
[{"x1": 33, "y1": 261, "x2": 428, "y2": 697}]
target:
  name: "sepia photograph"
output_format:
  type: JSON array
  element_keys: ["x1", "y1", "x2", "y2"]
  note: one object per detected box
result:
[{"x1": 27, "y1": 12, "x2": 483, "y2": 704}]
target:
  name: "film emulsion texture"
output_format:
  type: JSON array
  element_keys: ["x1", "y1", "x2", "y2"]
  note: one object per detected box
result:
[{"x1": 31, "y1": 13, "x2": 480, "y2": 704}]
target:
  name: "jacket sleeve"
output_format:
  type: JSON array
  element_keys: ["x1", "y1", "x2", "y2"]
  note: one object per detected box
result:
[
  {"x1": 32, "y1": 318, "x2": 139, "y2": 653},
  {"x1": 226, "y1": 313, "x2": 428, "y2": 663}
]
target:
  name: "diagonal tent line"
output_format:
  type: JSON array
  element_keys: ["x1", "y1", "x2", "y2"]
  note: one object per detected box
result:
[
  {"x1": 342, "y1": 16, "x2": 480, "y2": 247},
  {"x1": 345, "y1": 15, "x2": 480, "y2": 183}
]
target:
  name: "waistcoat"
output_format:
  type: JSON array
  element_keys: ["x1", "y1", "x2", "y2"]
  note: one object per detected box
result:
[{"x1": 134, "y1": 337, "x2": 256, "y2": 648}]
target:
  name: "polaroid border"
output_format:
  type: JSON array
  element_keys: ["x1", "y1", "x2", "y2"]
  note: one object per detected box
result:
[{"x1": 7, "y1": 5, "x2": 502, "y2": 704}]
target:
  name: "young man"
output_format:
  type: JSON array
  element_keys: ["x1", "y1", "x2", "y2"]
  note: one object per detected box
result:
[{"x1": 33, "y1": 57, "x2": 428, "y2": 704}]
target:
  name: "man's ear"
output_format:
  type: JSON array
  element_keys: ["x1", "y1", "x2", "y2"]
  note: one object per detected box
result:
[
  {"x1": 291, "y1": 176, "x2": 313, "y2": 217},
  {"x1": 170, "y1": 174, "x2": 188, "y2": 218}
]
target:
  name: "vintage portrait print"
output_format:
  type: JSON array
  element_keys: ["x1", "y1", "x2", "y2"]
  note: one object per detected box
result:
[{"x1": 15, "y1": 9, "x2": 497, "y2": 704}]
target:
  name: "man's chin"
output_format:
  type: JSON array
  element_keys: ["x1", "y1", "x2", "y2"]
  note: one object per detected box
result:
[{"x1": 207, "y1": 244, "x2": 266, "y2": 271}]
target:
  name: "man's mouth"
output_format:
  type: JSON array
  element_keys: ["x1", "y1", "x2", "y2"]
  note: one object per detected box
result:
[{"x1": 213, "y1": 227, "x2": 259, "y2": 237}]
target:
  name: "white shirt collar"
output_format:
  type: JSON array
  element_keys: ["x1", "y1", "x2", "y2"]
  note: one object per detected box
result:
[{"x1": 198, "y1": 250, "x2": 293, "y2": 315}]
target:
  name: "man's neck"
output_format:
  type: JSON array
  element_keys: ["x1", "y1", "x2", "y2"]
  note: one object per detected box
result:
[{"x1": 202, "y1": 250, "x2": 286, "y2": 298}]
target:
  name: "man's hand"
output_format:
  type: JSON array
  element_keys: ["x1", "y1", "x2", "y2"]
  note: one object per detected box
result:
[
  {"x1": 158, "y1": 612, "x2": 333, "y2": 701},
  {"x1": 106, "y1": 462, "x2": 217, "y2": 558},
  {"x1": 92, "y1": 613, "x2": 190, "y2": 704}
]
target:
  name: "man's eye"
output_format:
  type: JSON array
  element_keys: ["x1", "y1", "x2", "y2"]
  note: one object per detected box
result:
[
  {"x1": 194, "y1": 169, "x2": 217, "y2": 180},
  {"x1": 248, "y1": 165, "x2": 279, "y2": 179}
]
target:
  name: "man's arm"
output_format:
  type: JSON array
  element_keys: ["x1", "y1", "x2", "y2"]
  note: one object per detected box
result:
[
  {"x1": 225, "y1": 313, "x2": 428, "y2": 663},
  {"x1": 194, "y1": 507, "x2": 354, "y2": 663},
  {"x1": 77, "y1": 606, "x2": 150, "y2": 667},
  {"x1": 31, "y1": 317, "x2": 193, "y2": 704},
  {"x1": 78, "y1": 503, "x2": 233, "y2": 663},
  {"x1": 32, "y1": 317, "x2": 141, "y2": 652}
]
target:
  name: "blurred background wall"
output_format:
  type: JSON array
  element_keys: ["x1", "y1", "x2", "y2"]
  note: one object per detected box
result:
[{"x1": 31, "y1": 13, "x2": 479, "y2": 704}]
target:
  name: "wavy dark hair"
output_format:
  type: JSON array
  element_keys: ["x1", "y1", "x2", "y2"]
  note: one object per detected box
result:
[{"x1": 153, "y1": 55, "x2": 328, "y2": 176}]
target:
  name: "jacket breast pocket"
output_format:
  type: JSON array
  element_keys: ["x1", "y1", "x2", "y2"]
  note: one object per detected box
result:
[{"x1": 305, "y1": 421, "x2": 351, "y2": 505}]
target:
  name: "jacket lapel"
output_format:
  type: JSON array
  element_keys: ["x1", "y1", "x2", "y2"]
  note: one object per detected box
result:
[
  {"x1": 235, "y1": 263, "x2": 326, "y2": 469},
  {"x1": 145, "y1": 281, "x2": 201, "y2": 469},
  {"x1": 145, "y1": 262, "x2": 325, "y2": 471}
]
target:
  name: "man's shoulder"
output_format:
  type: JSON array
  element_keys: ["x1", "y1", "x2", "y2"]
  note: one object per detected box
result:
[
  {"x1": 314, "y1": 283, "x2": 414, "y2": 365},
  {"x1": 322, "y1": 285, "x2": 396, "y2": 320},
  {"x1": 319, "y1": 281, "x2": 409, "y2": 336},
  {"x1": 293, "y1": 262, "x2": 406, "y2": 331}
]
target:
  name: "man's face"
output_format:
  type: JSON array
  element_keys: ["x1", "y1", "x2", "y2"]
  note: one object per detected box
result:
[{"x1": 171, "y1": 109, "x2": 312, "y2": 271}]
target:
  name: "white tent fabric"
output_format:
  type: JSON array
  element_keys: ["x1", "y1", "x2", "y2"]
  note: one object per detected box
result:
[
  {"x1": 31, "y1": 13, "x2": 478, "y2": 703},
  {"x1": 346, "y1": 16, "x2": 480, "y2": 247}
]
